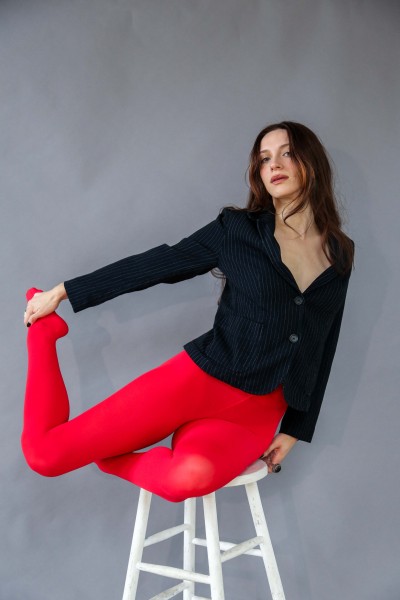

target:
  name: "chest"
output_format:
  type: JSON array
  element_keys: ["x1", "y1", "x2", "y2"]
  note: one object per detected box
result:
[
  {"x1": 273, "y1": 231, "x2": 332, "y2": 294},
  {"x1": 218, "y1": 215, "x2": 347, "y2": 323}
]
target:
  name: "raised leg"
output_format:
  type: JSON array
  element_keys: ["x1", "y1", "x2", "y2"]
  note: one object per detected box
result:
[
  {"x1": 21, "y1": 288, "x2": 70, "y2": 474},
  {"x1": 245, "y1": 482, "x2": 286, "y2": 600},
  {"x1": 21, "y1": 293, "x2": 220, "y2": 478},
  {"x1": 21, "y1": 288, "x2": 286, "y2": 509}
]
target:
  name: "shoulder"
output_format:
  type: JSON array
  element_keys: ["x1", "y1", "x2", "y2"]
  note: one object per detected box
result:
[{"x1": 219, "y1": 206, "x2": 270, "y2": 223}]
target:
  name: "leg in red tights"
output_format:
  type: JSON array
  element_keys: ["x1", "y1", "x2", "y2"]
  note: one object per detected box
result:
[
  {"x1": 95, "y1": 418, "x2": 270, "y2": 503},
  {"x1": 22, "y1": 288, "x2": 287, "y2": 502}
]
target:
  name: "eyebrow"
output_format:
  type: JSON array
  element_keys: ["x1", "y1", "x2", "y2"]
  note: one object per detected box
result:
[{"x1": 259, "y1": 143, "x2": 290, "y2": 154}]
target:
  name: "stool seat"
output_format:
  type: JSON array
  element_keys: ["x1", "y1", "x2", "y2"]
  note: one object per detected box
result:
[
  {"x1": 224, "y1": 458, "x2": 268, "y2": 487},
  {"x1": 122, "y1": 459, "x2": 286, "y2": 600}
]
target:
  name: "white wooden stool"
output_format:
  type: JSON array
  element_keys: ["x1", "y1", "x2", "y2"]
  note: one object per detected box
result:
[{"x1": 121, "y1": 459, "x2": 286, "y2": 600}]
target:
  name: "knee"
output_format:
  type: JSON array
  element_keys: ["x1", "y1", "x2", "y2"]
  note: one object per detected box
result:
[
  {"x1": 21, "y1": 433, "x2": 63, "y2": 478},
  {"x1": 94, "y1": 458, "x2": 109, "y2": 474},
  {"x1": 165, "y1": 455, "x2": 217, "y2": 503}
]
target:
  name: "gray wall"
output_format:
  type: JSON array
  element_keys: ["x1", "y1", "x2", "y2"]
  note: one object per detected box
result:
[{"x1": 2, "y1": 1, "x2": 399, "y2": 598}]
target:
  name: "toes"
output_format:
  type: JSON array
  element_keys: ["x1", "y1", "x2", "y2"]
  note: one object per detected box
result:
[{"x1": 26, "y1": 287, "x2": 43, "y2": 301}]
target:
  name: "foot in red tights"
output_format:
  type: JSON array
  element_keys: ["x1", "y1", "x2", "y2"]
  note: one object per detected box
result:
[{"x1": 26, "y1": 287, "x2": 69, "y2": 340}]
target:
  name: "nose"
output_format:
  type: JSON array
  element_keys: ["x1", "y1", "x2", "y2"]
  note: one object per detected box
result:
[{"x1": 270, "y1": 156, "x2": 283, "y2": 170}]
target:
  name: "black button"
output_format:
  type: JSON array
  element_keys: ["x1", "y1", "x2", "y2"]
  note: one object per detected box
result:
[
  {"x1": 294, "y1": 296, "x2": 304, "y2": 305},
  {"x1": 289, "y1": 334, "x2": 299, "y2": 343}
]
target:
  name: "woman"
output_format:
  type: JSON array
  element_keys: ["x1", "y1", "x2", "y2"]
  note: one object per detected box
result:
[{"x1": 22, "y1": 121, "x2": 355, "y2": 502}]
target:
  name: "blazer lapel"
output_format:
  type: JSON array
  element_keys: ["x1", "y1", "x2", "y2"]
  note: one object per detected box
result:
[
  {"x1": 247, "y1": 210, "x2": 338, "y2": 293},
  {"x1": 255, "y1": 211, "x2": 299, "y2": 290}
]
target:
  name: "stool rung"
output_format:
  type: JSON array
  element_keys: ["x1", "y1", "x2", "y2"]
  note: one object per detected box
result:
[
  {"x1": 148, "y1": 580, "x2": 190, "y2": 599},
  {"x1": 221, "y1": 536, "x2": 264, "y2": 563},
  {"x1": 192, "y1": 537, "x2": 263, "y2": 558},
  {"x1": 122, "y1": 463, "x2": 286, "y2": 599},
  {"x1": 144, "y1": 524, "x2": 189, "y2": 547},
  {"x1": 137, "y1": 562, "x2": 210, "y2": 585}
]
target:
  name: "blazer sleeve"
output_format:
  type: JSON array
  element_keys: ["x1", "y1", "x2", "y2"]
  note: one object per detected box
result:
[
  {"x1": 278, "y1": 281, "x2": 350, "y2": 443},
  {"x1": 64, "y1": 207, "x2": 230, "y2": 313}
]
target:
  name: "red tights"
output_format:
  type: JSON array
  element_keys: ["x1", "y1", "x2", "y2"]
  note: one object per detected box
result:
[{"x1": 21, "y1": 289, "x2": 288, "y2": 502}]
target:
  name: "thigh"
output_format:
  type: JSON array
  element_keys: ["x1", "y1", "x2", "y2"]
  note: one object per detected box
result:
[
  {"x1": 45, "y1": 350, "x2": 209, "y2": 466},
  {"x1": 209, "y1": 383, "x2": 288, "y2": 447},
  {"x1": 170, "y1": 418, "x2": 269, "y2": 492},
  {"x1": 66, "y1": 349, "x2": 265, "y2": 458},
  {"x1": 169, "y1": 384, "x2": 288, "y2": 491}
]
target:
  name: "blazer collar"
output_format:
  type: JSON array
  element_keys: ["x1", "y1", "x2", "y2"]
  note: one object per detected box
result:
[{"x1": 246, "y1": 209, "x2": 338, "y2": 293}]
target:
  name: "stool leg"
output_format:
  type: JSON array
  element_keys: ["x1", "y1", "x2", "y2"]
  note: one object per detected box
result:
[
  {"x1": 245, "y1": 482, "x2": 286, "y2": 600},
  {"x1": 183, "y1": 498, "x2": 196, "y2": 600},
  {"x1": 202, "y1": 493, "x2": 225, "y2": 600},
  {"x1": 122, "y1": 488, "x2": 152, "y2": 600}
]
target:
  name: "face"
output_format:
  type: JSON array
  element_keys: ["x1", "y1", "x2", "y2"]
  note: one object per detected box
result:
[{"x1": 259, "y1": 128, "x2": 302, "y2": 207}]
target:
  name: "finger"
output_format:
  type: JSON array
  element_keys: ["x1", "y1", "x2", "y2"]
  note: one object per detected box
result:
[
  {"x1": 261, "y1": 453, "x2": 275, "y2": 473},
  {"x1": 29, "y1": 310, "x2": 41, "y2": 325},
  {"x1": 261, "y1": 447, "x2": 277, "y2": 462},
  {"x1": 268, "y1": 448, "x2": 283, "y2": 464},
  {"x1": 25, "y1": 302, "x2": 37, "y2": 317},
  {"x1": 261, "y1": 448, "x2": 273, "y2": 462},
  {"x1": 25, "y1": 306, "x2": 40, "y2": 326},
  {"x1": 24, "y1": 292, "x2": 43, "y2": 326},
  {"x1": 26, "y1": 292, "x2": 41, "y2": 311},
  {"x1": 24, "y1": 308, "x2": 33, "y2": 326},
  {"x1": 262, "y1": 457, "x2": 275, "y2": 474},
  {"x1": 262, "y1": 449, "x2": 282, "y2": 474}
]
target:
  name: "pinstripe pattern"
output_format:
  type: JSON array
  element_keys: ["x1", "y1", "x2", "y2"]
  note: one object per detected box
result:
[{"x1": 64, "y1": 208, "x2": 353, "y2": 443}]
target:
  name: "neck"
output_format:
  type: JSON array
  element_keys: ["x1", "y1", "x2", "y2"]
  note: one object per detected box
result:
[{"x1": 273, "y1": 202, "x2": 317, "y2": 240}]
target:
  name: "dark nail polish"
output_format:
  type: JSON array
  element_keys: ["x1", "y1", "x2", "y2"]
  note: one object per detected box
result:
[{"x1": 27, "y1": 322, "x2": 31, "y2": 327}]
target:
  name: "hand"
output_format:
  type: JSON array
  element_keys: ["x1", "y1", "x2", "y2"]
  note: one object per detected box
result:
[
  {"x1": 24, "y1": 284, "x2": 67, "y2": 326},
  {"x1": 261, "y1": 433, "x2": 298, "y2": 473}
]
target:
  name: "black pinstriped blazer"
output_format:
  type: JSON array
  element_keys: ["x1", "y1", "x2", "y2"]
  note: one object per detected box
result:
[{"x1": 64, "y1": 207, "x2": 354, "y2": 443}]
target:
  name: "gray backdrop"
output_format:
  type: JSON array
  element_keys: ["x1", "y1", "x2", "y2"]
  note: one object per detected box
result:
[{"x1": 2, "y1": 1, "x2": 399, "y2": 599}]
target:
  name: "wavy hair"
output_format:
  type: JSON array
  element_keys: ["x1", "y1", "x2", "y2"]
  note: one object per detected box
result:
[{"x1": 212, "y1": 120, "x2": 355, "y2": 293}]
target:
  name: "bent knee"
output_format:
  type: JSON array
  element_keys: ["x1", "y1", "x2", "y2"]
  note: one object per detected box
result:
[
  {"x1": 94, "y1": 458, "x2": 110, "y2": 474},
  {"x1": 165, "y1": 454, "x2": 217, "y2": 502},
  {"x1": 21, "y1": 433, "x2": 64, "y2": 478}
]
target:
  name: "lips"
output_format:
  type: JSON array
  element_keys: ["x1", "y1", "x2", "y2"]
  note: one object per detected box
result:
[{"x1": 271, "y1": 175, "x2": 288, "y2": 184}]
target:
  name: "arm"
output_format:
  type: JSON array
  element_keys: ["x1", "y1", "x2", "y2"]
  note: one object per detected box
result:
[
  {"x1": 278, "y1": 282, "x2": 350, "y2": 443},
  {"x1": 24, "y1": 208, "x2": 230, "y2": 324},
  {"x1": 64, "y1": 207, "x2": 229, "y2": 312}
]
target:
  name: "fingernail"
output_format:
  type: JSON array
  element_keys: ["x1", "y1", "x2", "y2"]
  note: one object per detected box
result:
[{"x1": 27, "y1": 322, "x2": 31, "y2": 328}]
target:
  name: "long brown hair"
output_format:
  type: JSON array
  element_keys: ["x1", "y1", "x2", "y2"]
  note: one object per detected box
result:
[{"x1": 212, "y1": 120, "x2": 355, "y2": 289}]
